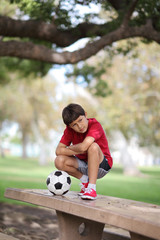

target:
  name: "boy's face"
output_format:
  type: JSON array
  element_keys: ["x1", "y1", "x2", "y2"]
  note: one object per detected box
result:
[{"x1": 69, "y1": 114, "x2": 88, "y2": 133}]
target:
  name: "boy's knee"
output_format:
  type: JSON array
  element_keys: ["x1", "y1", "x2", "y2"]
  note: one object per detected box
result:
[
  {"x1": 88, "y1": 142, "x2": 99, "y2": 153},
  {"x1": 54, "y1": 155, "x2": 65, "y2": 170}
]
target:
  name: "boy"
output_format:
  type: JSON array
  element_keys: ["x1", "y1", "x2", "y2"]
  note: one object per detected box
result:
[{"x1": 54, "y1": 103, "x2": 113, "y2": 200}]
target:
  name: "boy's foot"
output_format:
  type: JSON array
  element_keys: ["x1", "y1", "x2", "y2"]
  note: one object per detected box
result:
[
  {"x1": 78, "y1": 182, "x2": 89, "y2": 196},
  {"x1": 81, "y1": 188, "x2": 97, "y2": 200}
]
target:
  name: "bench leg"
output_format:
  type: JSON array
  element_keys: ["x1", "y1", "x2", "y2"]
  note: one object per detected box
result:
[
  {"x1": 56, "y1": 210, "x2": 105, "y2": 240},
  {"x1": 130, "y1": 232, "x2": 153, "y2": 240}
]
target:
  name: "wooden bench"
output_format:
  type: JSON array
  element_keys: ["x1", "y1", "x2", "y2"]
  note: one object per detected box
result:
[{"x1": 5, "y1": 188, "x2": 160, "y2": 240}]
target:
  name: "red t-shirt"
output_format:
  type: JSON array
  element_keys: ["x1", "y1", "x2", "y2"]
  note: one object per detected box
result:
[{"x1": 60, "y1": 118, "x2": 113, "y2": 168}]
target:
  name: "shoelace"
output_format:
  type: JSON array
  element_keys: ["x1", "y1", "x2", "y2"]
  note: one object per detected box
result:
[
  {"x1": 84, "y1": 188, "x2": 93, "y2": 194},
  {"x1": 79, "y1": 183, "x2": 85, "y2": 190}
]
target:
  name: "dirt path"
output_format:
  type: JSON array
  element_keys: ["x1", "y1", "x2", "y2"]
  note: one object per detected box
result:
[{"x1": 0, "y1": 203, "x2": 59, "y2": 240}]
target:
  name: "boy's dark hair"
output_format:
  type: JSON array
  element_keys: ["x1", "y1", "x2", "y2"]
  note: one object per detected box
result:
[{"x1": 62, "y1": 103, "x2": 85, "y2": 126}]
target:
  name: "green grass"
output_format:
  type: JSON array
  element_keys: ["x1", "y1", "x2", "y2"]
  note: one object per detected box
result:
[{"x1": 0, "y1": 156, "x2": 160, "y2": 205}]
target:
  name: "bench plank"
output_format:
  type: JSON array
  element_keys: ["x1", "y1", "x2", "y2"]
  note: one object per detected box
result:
[{"x1": 5, "y1": 188, "x2": 160, "y2": 240}]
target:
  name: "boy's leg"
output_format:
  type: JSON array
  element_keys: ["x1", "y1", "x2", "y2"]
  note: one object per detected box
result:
[
  {"x1": 87, "y1": 142, "x2": 104, "y2": 184},
  {"x1": 81, "y1": 142, "x2": 104, "y2": 200},
  {"x1": 55, "y1": 155, "x2": 89, "y2": 195},
  {"x1": 54, "y1": 155, "x2": 83, "y2": 179}
]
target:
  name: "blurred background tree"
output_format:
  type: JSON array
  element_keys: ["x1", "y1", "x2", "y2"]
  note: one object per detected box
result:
[{"x1": 0, "y1": 0, "x2": 159, "y2": 173}]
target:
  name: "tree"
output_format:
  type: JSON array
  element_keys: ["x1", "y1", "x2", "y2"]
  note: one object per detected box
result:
[
  {"x1": 98, "y1": 41, "x2": 160, "y2": 171},
  {"x1": 0, "y1": 74, "x2": 60, "y2": 161},
  {"x1": 100, "y1": 41, "x2": 160, "y2": 147},
  {"x1": 0, "y1": 0, "x2": 160, "y2": 67}
]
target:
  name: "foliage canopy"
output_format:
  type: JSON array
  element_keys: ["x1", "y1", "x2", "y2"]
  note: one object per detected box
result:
[{"x1": 0, "y1": 0, "x2": 160, "y2": 65}]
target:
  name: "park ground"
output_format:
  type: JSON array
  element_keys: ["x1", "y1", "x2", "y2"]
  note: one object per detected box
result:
[
  {"x1": 0, "y1": 202, "x2": 59, "y2": 240},
  {"x1": 0, "y1": 156, "x2": 160, "y2": 239}
]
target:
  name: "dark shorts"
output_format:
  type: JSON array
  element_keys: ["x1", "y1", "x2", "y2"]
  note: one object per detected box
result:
[{"x1": 99, "y1": 156, "x2": 111, "y2": 171}]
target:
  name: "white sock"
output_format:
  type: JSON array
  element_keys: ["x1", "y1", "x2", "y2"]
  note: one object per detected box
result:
[
  {"x1": 80, "y1": 175, "x2": 88, "y2": 183},
  {"x1": 88, "y1": 183, "x2": 96, "y2": 191}
]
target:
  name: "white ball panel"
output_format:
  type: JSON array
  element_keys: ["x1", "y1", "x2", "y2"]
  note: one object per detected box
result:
[{"x1": 46, "y1": 170, "x2": 71, "y2": 195}]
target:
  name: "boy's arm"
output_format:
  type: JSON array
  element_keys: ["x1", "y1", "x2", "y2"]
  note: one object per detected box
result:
[
  {"x1": 55, "y1": 142, "x2": 85, "y2": 156},
  {"x1": 68, "y1": 136, "x2": 95, "y2": 153}
]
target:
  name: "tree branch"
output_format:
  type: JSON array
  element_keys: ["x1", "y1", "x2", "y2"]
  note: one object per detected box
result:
[
  {"x1": 107, "y1": 0, "x2": 130, "y2": 11},
  {"x1": 0, "y1": 21, "x2": 160, "y2": 64},
  {"x1": 121, "y1": 0, "x2": 139, "y2": 27},
  {"x1": 0, "y1": 16, "x2": 115, "y2": 47}
]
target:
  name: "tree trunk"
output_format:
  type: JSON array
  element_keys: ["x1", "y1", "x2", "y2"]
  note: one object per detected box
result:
[
  {"x1": 31, "y1": 120, "x2": 47, "y2": 165},
  {"x1": 111, "y1": 131, "x2": 140, "y2": 176},
  {"x1": 0, "y1": 142, "x2": 5, "y2": 158},
  {"x1": 22, "y1": 130, "x2": 28, "y2": 159},
  {"x1": 0, "y1": 124, "x2": 5, "y2": 158},
  {"x1": 120, "y1": 145, "x2": 140, "y2": 176}
]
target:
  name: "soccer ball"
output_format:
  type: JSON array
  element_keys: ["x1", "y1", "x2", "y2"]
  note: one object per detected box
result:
[{"x1": 46, "y1": 170, "x2": 71, "y2": 195}]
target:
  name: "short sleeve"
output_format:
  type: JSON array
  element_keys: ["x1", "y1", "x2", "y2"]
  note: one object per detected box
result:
[
  {"x1": 60, "y1": 127, "x2": 72, "y2": 146},
  {"x1": 86, "y1": 122, "x2": 103, "y2": 141}
]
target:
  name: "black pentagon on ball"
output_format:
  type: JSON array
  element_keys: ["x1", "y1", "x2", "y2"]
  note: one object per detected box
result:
[
  {"x1": 67, "y1": 177, "x2": 71, "y2": 185},
  {"x1": 55, "y1": 182, "x2": 63, "y2": 190},
  {"x1": 54, "y1": 171, "x2": 63, "y2": 177},
  {"x1": 46, "y1": 177, "x2": 50, "y2": 185}
]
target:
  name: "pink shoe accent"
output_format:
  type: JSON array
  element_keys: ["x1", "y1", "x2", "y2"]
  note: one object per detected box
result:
[
  {"x1": 81, "y1": 188, "x2": 97, "y2": 200},
  {"x1": 78, "y1": 182, "x2": 89, "y2": 196}
]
